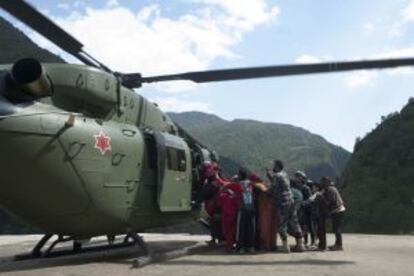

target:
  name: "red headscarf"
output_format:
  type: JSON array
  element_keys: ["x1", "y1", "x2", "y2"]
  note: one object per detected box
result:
[{"x1": 249, "y1": 172, "x2": 262, "y2": 183}]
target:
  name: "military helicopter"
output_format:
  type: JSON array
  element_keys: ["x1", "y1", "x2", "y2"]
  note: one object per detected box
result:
[{"x1": 0, "y1": 0, "x2": 413, "y2": 259}]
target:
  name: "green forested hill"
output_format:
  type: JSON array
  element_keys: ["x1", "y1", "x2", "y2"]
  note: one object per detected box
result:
[
  {"x1": 169, "y1": 112, "x2": 350, "y2": 180},
  {"x1": 0, "y1": 17, "x2": 64, "y2": 64},
  {"x1": 340, "y1": 99, "x2": 414, "y2": 234}
]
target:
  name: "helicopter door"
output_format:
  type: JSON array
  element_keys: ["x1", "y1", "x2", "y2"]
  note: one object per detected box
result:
[{"x1": 153, "y1": 132, "x2": 192, "y2": 212}]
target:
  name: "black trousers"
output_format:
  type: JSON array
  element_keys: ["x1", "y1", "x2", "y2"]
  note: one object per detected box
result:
[
  {"x1": 210, "y1": 215, "x2": 223, "y2": 242},
  {"x1": 331, "y1": 212, "x2": 343, "y2": 246},
  {"x1": 236, "y1": 209, "x2": 256, "y2": 250},
  {"x1": 301, "y1": 208, "x2": 315, "y2": 245},
  {"x1": 316, "y1": 217, "x2": 326, "y2": 250}
]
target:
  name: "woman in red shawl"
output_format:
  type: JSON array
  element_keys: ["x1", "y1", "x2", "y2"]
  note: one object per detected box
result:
[
  {"x1": 201, "y1": 161, "x2": 229, "y2": 245},
  {"x1": 218, "y1": 182, "x2": 242, "y2": 252}
]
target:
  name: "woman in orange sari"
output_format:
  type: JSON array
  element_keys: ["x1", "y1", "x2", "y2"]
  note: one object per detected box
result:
[{"x1": 250, "y1": 173, "x2": 277, "y2": 251}]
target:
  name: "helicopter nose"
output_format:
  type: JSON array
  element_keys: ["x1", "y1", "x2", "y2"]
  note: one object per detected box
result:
[{"x1": 0, "y1": 104, "x2": 90, "y2": 230}]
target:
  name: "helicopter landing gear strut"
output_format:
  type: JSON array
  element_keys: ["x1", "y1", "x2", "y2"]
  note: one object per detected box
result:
[
  {"x1": 124, "y1": 231, "x2": 151, "y2": 255},
  {"x1": 14, "y1": 234, "x2": 83, "y2": 260},
  {"x1": 14, "y1": 232, "x2": 152, "y2": 262},
  {"x1": 124, "y1": 231, "x2": 154, "y2": 267},
  {"x1": 28, "y1": 233, "x2": 53, "y2": 258}
]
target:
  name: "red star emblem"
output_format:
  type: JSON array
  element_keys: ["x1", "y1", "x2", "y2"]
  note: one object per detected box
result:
[{"x1": 94, "y1": 131, "x2": 111, "y2": 155}]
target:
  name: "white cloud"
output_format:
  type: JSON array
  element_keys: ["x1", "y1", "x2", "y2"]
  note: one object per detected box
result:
[
  {"x1": 363, "y1": 23, "x2": 375, "y2": 34},
  {"x1": 387, "y1": 0, "x2": 414, "y2": 37},
  {"x1": 73, "y1": 1, "x2": 86, "y2": 9},
  {"x1": 136, "y1": 5, "x2": 159, "y2": 22},
  {"x1": 373, "y1": 47, "x2": 414, "y2": 59},
  {"x1": 25, "y1": 1, "x2": 279, "y2": 92},
  {"x1": 106, "y1": 0, "x2": 119, "y2": 8},
  {"x1": 295, "y1": 54, "x2": 321, "y2": 64},
  {"x1": 57, "y1": 3, "x2": 70, "y2": 10},
  {"x1": 151, "y1": 81, "x2": 206, "y2": 94},
  {"x1": 344, "y1": 71, "x2": 378, "y2": 88},
  {"x1": 152, "y1": 97, "x2": 212, "y2": 112},
  {"x1": 200, "y1": 0, "x2": 280, "y2": 31},
  {"x1": 402, "y1": 0, "x2": 414, "y2": 21},
  {"x1": 388, "y1": 22, "x2": 404, "y2": 37}
]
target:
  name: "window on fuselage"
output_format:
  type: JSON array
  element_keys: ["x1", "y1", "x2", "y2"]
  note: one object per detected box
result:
[{"x1": 166, "y1": 147, "x2": 186, "y2": 172}]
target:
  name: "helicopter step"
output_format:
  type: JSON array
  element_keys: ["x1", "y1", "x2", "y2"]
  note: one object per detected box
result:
[{"x1": 13, "y1": 232, "x2": 151, "y2": 261}]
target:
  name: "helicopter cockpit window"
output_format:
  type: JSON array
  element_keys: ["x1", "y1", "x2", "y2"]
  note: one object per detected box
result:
[{"x1": 166, "y1": 147, "x2": 186, "y2": 172}]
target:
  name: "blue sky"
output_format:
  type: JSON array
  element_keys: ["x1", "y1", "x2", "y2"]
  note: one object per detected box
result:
[{"x1": 2, "y1": 0, "x2": 414, "y2": 151}]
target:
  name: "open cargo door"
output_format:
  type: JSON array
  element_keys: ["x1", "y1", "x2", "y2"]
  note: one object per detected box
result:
[{"x1": 153, "y1": 132, "x2": 192, "y2": 212}]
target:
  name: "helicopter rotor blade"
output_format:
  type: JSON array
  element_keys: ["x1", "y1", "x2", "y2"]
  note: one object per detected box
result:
[
  {"x1": 2, "y1": 1, "x2": 414, "y2": 89},
  {"x1": 135, "y1": 57, "x2": 414, "y2": 86},
  {"x1": 0, "y1": 0, "x2": 112, "y2": 73}
]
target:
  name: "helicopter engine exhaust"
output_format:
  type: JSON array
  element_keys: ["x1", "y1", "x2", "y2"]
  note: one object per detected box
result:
[{"x1": 11, "y1": 58, "x2": 52, "y2": 97}]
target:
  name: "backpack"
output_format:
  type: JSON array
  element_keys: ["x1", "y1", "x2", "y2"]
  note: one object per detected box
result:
[{"x1": 239, "y1": 180, "x2": 254, "y2": 210}]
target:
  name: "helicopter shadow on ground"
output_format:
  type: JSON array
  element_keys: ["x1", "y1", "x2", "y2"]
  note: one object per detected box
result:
[
  {"x1": 162, "y1": 258, "x2": 356, "y2": 267},
  {"x1": 157, "y1": 247, "x2": 356, "y2": 267},
  {"x1": 0, "y1": 240, "x2": 197, "y2": 273}
]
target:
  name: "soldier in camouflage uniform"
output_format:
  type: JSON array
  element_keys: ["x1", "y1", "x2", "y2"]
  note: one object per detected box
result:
[{"x1": 267, "y1": 160, "x2": 304, "y2": 253}]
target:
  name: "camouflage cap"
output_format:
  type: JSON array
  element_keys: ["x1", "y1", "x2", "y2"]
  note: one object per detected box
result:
[{"x1": 295, "y1": 170, "x2": 307, "y2": 178}]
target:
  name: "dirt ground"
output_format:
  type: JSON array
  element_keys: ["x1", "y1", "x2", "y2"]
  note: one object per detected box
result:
[{"x1": 0, "y1": 233, "x2": 413, "y2": 276}]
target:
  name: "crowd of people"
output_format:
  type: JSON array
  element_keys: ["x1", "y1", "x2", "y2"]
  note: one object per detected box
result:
[{"x1": 199, "y1": 159, "x2": 346, "y2": 254}]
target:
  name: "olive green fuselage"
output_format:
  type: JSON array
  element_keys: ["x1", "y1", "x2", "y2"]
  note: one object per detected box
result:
[{"x1": 0, "y1": 63, "x2": 198, "y2": 238}]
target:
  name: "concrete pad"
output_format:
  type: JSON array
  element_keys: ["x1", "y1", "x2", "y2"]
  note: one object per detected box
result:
[{"x1": 0, "y1": 234, "x2": 413, "y2": 276}]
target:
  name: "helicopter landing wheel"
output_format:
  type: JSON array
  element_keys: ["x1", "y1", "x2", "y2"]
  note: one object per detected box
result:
[{"x1": 125, "y1": 232, "x2": 151, "y2": 255}]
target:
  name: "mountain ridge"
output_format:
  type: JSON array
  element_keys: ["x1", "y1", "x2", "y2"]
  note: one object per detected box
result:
[
  {"x1": 168, "y1": 111, "x2": 350, "y2": 180},
  {"x1": 170, "y1": 111, "x2": 348, "y2": 146},
  {"x1": 0, "y1": 16, "x2": 64, "y2": 64}
]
